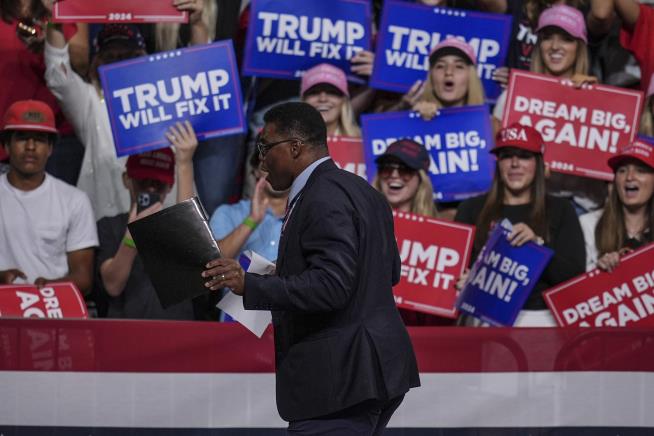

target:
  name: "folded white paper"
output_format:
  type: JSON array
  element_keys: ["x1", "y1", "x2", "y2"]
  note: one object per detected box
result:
[{"x1": 216, "y1": 250, "x2": 274, "y2": 338}]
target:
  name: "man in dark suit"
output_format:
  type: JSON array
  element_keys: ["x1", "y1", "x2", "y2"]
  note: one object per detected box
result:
[{"x1": 203, "y1": 102, "x2": 419, "y2": 434}]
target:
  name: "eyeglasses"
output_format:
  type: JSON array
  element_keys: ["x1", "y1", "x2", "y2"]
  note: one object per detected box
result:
[
  {"x1": 256, "y1": 136, "x2": 300, "y2": 157},
  {"x1": 377, "y1": 162, "x2": 417, "y2": 180},
  {"x1": 497, "y1": 149, "x2": 535, "y2": 161}
]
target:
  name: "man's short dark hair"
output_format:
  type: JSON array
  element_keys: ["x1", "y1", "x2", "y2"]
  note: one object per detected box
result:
[
  {"x1": 0, "y1": 130, "x2": 57, "y2": 147},
  {"x1": 263, "y1": 102, "x2": 327, "y2": 149}
]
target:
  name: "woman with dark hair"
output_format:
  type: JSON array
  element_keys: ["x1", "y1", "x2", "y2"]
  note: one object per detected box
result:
[
  {"x1": 580, "y1": 139, "x2": 654, "y2": 271},
  {"x1": 455, "y1": 123, "x2": 585, "y2": 326}
]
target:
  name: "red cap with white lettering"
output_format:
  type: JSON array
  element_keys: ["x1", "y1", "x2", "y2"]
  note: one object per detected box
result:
[
  {"x1": 608, "y1": 137, "x2": 654, "y2": 171},
  {"x1": 492, "y1": 123, "x2": 545, "y2": 155}
]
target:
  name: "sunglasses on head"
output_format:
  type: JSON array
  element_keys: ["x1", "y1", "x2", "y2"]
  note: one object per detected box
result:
[
  {"x1": 497, "y1": 149, "x2": 535, "y2": 161},
  {"x1": 377, "y1": 162, "x2": 417, "y2": 180}
]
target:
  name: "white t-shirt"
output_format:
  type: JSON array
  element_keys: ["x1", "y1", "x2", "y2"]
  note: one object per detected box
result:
[{"x1": 0, "y1": 173, "x2": 98, "y2": 283}]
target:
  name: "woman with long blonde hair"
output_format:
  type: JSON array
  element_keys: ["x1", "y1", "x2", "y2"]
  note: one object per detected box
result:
[
  {"x1": 493, "y1": 4, "x2": 591, "y2": 132},
  {"x1": 372, "y1": 139, "x2": 437, "y2": 217},
  {"x1": 374, "y1": 139, "x2": 443, "y2": 325},
  {"x1": 411, "y1": 38, "x2": 486, "y2": 121},
  {"x1": 494, "y1": 4, "x2": 606, "y2": 215},
  {"x1": 300, "y1": 63, "x2": 361, "y2": 138}
]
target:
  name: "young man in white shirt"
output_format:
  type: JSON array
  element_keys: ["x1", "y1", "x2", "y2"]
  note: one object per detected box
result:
[{"x1": 0, "y1": 100, "x2": 98, "y2": 294}]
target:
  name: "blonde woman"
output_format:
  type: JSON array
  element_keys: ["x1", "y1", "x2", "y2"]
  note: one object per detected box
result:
[
  {"x1": 411, "y1": 38, "x2": 486, "y2": 121},
  {"x1": 494, "y1": 4, "x2": 605, "y2": 215},
  {"x1": 300, "y1": 63, "x2": 361, "y2": 137},
  {"x1": 374, "y1": 139, "x2": 448, "y2": 325},
  {"x1": 373, "y1": 139, "x2": 437, "y2": 218},
  {"x1": 493, "y1": 4, "x2": 592, "y2": 132}
]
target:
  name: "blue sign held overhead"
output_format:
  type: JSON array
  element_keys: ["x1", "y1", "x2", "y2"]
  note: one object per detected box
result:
[
  {"x1": 361, "y1": 105, "x2": 494, "y2": 202},
  {"x1": 243, "y1": 0, "x2": 371, "y2": 83},
  {"x1": 371, "y1": 1, "x2": 512, "y2": 103},
  {"x1": 99, "y1": 40, "x2": 245, "y2": 157},
  {"x1": 456, "y1": 220, "x2": 554, "y2": 326}
]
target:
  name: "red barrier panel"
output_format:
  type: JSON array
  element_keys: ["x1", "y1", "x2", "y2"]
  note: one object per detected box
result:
[{"x1": 1, "y1": 318, "x2": 654, "y2": 373}]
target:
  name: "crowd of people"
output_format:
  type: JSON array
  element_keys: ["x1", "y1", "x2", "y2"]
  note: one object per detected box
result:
[{"x1": 1, "y1": 0, "x2": 653, "y2": 326}]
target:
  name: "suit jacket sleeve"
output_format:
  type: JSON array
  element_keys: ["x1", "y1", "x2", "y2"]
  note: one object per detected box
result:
[{"x1": 243, "y1": 197, "x2": 359, "y2": 312}]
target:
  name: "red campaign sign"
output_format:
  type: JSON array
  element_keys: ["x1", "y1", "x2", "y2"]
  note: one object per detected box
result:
[
  {"x1": 502, "y1": 70, "x2": 644, "y2": 181},
  {"x1": 393, "y1": 211, "x2": 475, "y2": 318},
  {"x1": 53, "y1": 0, "x2": 187, "y2": 23},
  {"x1": 0, "y1": 282, "x2": 88, "y2": 319},
  {"x1": 327, "y1": 136, "x2": 367, "y2": 179},
  {"x1": 544, "y1": 243, "x2": 654, "y2": 327}
]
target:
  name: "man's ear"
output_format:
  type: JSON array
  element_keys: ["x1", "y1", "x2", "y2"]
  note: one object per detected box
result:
[{"x1": 290, "y1": 140, "x2": 302, "y2": 159}]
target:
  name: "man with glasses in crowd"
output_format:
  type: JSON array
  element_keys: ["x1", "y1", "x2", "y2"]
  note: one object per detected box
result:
[{"x1": 202, "y1": 101, "x2": 419, "y2": 435}]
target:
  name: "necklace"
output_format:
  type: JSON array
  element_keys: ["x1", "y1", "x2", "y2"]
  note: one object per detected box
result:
[{"x1": 626, "y1": 225, "x2": 646, "y2": 240}]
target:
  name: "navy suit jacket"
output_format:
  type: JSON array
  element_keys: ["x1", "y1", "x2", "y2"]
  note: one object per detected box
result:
[{"x1": 244, "y1": 159, "x2": 420, "y2": 421}]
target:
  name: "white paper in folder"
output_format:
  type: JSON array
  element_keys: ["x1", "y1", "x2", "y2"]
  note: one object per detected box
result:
[{"x1": 216, "y1": 250, "x2": 274, "y2": 338}]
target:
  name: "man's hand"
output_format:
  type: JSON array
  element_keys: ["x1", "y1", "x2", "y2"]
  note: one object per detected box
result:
[
  {"x1": 203, "y1": 258, "x2": 246, "y2": 295},
  {"x1": 0, "y1": 269, "x2": 27, "y2": 284}
]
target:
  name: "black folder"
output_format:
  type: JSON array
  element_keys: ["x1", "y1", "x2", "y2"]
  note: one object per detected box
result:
[{"x1": 127, "y1": 196, "x2": 221, "y2": 308}]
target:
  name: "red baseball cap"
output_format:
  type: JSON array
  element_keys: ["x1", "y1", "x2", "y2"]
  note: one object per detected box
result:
[
  {"x1": 2, "y1": 100, "x2": 58, "y2": 134},
  {"x1": 126, "y1": 148, "x2": 175, "y2": 185},
  {"x1": 492, "y1": 123, "x2": 545, "y2": 155},
  {"x1": 429, "y1": 37, "x2": 476, "y2": 66},
  {"x1": 608, "y1": 138, "x2": 654, "y2": 172}
]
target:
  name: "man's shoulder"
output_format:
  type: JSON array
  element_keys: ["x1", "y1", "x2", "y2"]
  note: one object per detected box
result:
[{"x1": 314, "y1": 160, "x2": 372, "y2": 191}]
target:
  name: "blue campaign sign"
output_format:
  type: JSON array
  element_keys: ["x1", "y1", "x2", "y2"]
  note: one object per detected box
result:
[
  {"x1": 243, "y1": 0, "x2": 371, "y2": 83},
  {"x1": 99, "y1": 40, "x2": 245, "y2": 157},
  {"x1": 361, "y1": 105, "x2": 494, "y2": 202},
  {"x1": 456, "y1": 220, "x2": 554, "y2": 326},
  {"x1": 370, "y1": 1, "x2": 511, "y2": 102}
]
